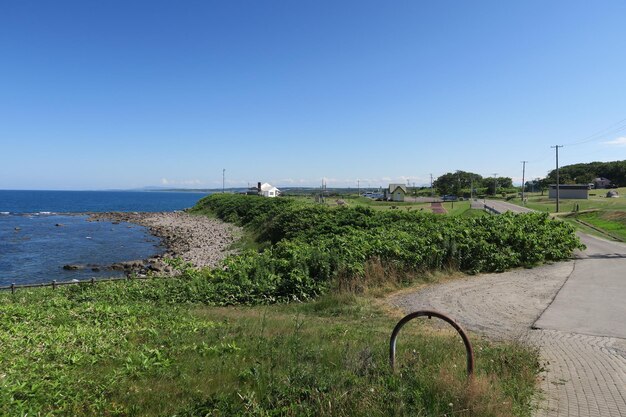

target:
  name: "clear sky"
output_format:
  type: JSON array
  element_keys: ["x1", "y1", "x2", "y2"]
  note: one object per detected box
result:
[{"x1": 1, "y1": 0, "x2": 625, "y2": 190}]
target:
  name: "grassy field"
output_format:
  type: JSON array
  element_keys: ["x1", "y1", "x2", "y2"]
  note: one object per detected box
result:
[
  {"x1": 290, "y1": 195, "x2": 487, "y2": 217},
  {"x1": 506, "y1": 187, "x2": 626, "y2": 241},
  {"x1": 0, "y1": 283, "x2": 539, "y2": 416}
]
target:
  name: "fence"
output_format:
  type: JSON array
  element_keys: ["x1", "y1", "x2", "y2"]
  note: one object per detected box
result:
[
  {"x1": 483, "y1": 204, "x2": 501, "y2": 215},
  {"x1": 0, "y1": 274, "x2": 159, "y2": 294}
]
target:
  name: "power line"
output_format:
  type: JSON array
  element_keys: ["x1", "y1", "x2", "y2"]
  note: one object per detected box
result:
[{"x1": 564, "y1": 117, "x2": 626, "y2": 147}]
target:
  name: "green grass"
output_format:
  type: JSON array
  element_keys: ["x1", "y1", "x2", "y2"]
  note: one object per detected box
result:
[
  {"x1": 0, "y1": 282, "x2": 539, "y2": 417},
  {"x1": 573, "y1": 210, "x2": 626, "y2": 241},
  {"x1": 278, "y1": 194, "x2": 486, "y2": 216},
  {"x1": 507, "y1": 188, "x2": 626, "y2": 239},
  {"x1": 509, "y1": 188, "x2": 626, "y2": 213}
]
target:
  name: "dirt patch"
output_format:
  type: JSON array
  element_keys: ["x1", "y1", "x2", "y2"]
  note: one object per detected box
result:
[{"x1": 388, "y1": 262, "x2": 575, "y2": 341}]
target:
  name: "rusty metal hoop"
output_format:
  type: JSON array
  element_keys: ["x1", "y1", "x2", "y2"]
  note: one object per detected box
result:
[{"x1": 389, "y1": 310, "x2": 474, "y2": 378}]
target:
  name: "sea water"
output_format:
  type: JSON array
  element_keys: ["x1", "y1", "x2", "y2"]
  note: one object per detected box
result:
[{"x1": 0, "y1": 190, "x2": 208, "y2": 286}]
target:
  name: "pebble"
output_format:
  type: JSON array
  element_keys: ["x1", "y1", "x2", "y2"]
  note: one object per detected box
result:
[{"x1": 88, "y1": 211, "x2": 241, "y2": 271}]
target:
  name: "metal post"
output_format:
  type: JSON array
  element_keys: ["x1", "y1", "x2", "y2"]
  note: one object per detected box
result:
[
  {"x1": 11, "y1": 283, "x2": 15, "y2": 294},
  {"x1": 222, "y1": 168, "x2": 225, "y2": 193},
  {"x1": 521, "y1": 161, "x2": 527, "y2": 203},
  {"x1": 52, "y1": 280, "x2": 57, "y2": 290},
  {"x1": 551, "y1": 145, "x2": 563, "y2": 212},
  {"x1": 430, "y1": 174, "x2": 433, "y2": 198}
]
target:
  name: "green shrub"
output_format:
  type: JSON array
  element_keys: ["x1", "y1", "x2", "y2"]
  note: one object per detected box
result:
[{"x1": 181, "y1": 195, "x2": 586, "y2": 304}]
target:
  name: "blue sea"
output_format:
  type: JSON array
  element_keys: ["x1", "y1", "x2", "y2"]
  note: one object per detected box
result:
[{"x1": 0, "y1": 190, "x2": 209, "y2": 286}]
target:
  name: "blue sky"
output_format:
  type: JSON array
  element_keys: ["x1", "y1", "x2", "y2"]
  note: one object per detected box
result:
[{"x1": 1, "y1": 1, "x2": 625, "y2": 190}]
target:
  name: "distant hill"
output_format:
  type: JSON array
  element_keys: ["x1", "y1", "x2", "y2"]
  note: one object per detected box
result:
[{"x1": 546, "y1": 160, "x2": 626, "y2": 186}]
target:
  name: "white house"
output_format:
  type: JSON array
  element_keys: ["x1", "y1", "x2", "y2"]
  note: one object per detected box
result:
[
  {"x1": 260, "y1": 182, "x2": 280, "y2": 198},
  {"x1": 385, "y1": 184, "x2": 407, "y2": 202}
]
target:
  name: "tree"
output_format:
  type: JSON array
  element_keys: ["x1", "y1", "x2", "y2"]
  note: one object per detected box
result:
[
  {"x1": 434, "y1": 171, "x2": 483, "y2": 195},
  {"x1": 483, "y1": 177, "x2": 512, "y2": 195},
  {"x1": 546, "y1": 160, "x2": 626, "y2": 186}
]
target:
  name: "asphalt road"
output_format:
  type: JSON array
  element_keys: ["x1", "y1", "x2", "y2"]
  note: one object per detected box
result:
[
  {"x1": 483, "y1": 199, "x2": 626, "y2": 339},
  {"x1": 534, "y1": 232, "x2": 626, "y2": 339},
  {"x1": 483, "y1": 198, "x2": 535, "y2": 214}
]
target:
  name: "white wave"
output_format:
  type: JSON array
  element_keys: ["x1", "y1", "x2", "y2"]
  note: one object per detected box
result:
[{"x1": 0, "y1": 212, "x2": 9, "y2": 215}]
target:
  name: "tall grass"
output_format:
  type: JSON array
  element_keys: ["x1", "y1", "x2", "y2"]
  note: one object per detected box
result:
[{"x1": 0, "y1": 285, "x2": 539, "y2": 416}]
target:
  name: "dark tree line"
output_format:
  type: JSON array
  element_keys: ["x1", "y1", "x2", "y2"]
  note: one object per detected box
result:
[
  {"x1": 545, "y1": 160, "x2": 626, "y2": 186},
  {"x1": 434, "y1": 170, "x2": 513, "y2": 196},
  {"x1": 433, "y1": 161, "x2": 625, "y2": 197}
]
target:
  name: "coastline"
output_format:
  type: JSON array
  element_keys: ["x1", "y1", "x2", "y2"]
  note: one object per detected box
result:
[{"x1": 88, "y1": 211, "x2": 241, "y2": 275}]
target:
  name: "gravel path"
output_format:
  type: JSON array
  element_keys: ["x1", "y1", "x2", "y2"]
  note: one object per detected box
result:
[{"x1": 389, "y1": 262, "x2": 575, "y2": 342}]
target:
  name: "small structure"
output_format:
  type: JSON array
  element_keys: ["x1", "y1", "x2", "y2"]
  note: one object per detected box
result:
[
  {"x1": 385, "y1": 184, "x2": 407, "y2": 202},
  {"x1": 593, "y1": 177, "x2": 612, "y2": 189},
  {"x1": 548, "y1": 184, "x2": 589, "y2": 200},
  {"x1": 259, "y1": 182, "x2": 280, "y2": 198}
]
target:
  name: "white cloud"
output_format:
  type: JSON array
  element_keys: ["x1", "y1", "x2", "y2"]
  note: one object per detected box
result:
[
  {"x1": 603, "y1": 137, "x2": 626, "y2": 147},
  {"x1": 160, "y1": 178, "x2": 202, "y2": 186}
]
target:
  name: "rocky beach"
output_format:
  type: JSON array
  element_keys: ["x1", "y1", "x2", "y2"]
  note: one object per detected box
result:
[{"x1": 87, "y1": 211, "x2": 241, "y2": 276}]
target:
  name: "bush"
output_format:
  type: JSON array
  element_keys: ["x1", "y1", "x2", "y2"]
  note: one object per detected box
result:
[{"x1": 185, "y1": 194, "x2": 584, "y2": 304}]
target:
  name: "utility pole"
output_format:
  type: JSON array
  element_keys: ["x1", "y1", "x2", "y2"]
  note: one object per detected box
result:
[
  {"x1": 430, "y1": 173, "x2": 434, "y2": 199},
  {"x1": 551, "y1": 145, "x2": 563, "y2": 212},
  {"x1": 222, "y1": 168, "x2": 225, "y2": 193},
  {"x1": 357, "y1": 179, "x2": 360, "y2": 197},
  {"x1": 492, "y1": 173, "x2": 498, "y2": 197},
  {"x1": 521, "y1": 161, "x2": 528, "y2": 203}
]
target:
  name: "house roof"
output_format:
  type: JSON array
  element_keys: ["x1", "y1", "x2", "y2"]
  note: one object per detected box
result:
[
  {"x1": 260, "y1": 183, "x2": 279, "y2": 192},
  {"x1": 388, "y1": 184, "x2": 407, "y2": 193},
  {"x1": 549, "y1": 184, "x2": 589, "y2": 190}
]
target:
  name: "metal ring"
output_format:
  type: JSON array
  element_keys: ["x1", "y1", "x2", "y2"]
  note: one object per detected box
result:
[{"x1": 389, "y1": 310, "x2": 474, "y2": 378}]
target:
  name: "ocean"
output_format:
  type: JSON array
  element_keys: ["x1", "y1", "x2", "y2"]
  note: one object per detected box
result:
[{"x1": 0, "y1": 190, "x2": 209, "y2": 286}]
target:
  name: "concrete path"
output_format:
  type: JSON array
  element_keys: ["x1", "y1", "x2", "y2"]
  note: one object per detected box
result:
[
  {"x1": 430, "y1": 201, "x2": 447, "y2": 214},
  {"x1": 390, "y1": 202, "x2": 626, "y2": 416}
]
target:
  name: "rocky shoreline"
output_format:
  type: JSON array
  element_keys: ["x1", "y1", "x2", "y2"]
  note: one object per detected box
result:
[{"x1": 81, "y1": 211, "x2": 241, "y2": 277}]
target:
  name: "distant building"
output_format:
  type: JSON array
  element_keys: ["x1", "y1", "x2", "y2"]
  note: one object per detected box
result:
[
  {"x1": 593, "y1": 177, "x2": 611, "y2": 189},
  {"x1": 385, "y1": 184, "x2": 407, "y2": 202},
  {"x1": 259, "y1": 182, "x2": 280, "y2": 198},
  {"x1": 548, "y1": 184, "x2": 588, "y2": 200}
]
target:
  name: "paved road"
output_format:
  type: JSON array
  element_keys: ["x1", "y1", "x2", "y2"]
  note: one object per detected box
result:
[
  {"x1": 534, "y1": 233, "x2": 626, "y2": 339},
  {"x1": 483, "y1": 199, "x2": 535, "y2": 214},
  {"x1": 392, "y1": 200, "x2": 626, "y2": 416}
]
